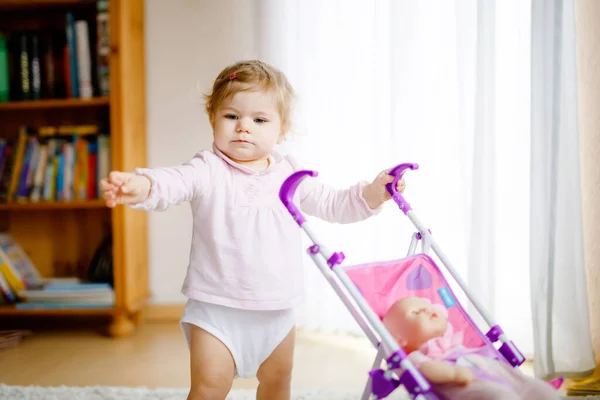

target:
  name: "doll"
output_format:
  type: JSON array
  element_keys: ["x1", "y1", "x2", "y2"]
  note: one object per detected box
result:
[{"x1": 382, "y1": 296, "x2": 560, "y2": 399}]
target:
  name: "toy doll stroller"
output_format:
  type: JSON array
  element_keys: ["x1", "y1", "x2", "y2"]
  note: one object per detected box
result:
[{"x1": 279, "y1": 163, "x2": 563, "y2": 400}]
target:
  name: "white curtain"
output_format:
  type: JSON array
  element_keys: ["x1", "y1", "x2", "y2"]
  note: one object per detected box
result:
[
  {"x1": 255, "y1": 0, "x2": 534, "y2": 357},
  {"x1": 530, "y1": 0, "x2": 595, "y2": 379}
]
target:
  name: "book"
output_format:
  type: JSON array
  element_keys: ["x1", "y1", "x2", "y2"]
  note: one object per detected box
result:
[
  {"x1": 18, "y1": 34, "x2": 30, "y2": 100},
  {"x1": 30, "y1": 34, "x2": 41, "y2": 100},
  {"x1": 0, "y1": 5, "x2": 110, "y2": 102},
  {"x1": 75, "y1": 20, "x2": 92, "y2": 99},
  {"x1": 18, "y1": 279, "x2": 114, "y2": 305},
  {"x1": 0, "y1": 271, "x2": 16, "y2": 303},
  {"x1": 0, "y1": 233, "x2": 43, "y2": 293},
  {"x1": 0, "y1": 35, "x2": 9, "y2": 102},
  {"x1": 96, "y1": 0, "x2": 110, "y2": 96},
  {"x1": 0, "y1": 124, "x2": 109, "y2": 203}
]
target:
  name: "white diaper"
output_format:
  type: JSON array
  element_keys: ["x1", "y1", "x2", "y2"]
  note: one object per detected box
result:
[{"x1": 180, "y1": 299, "x2": 296, "y2": 379}]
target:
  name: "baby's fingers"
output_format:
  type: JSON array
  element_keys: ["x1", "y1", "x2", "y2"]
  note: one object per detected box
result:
[
  {"x1": 396, "y1": 179, "x2": 406, "y2": 193},
  {"x1": 102, "y1": 188, "x2": 118, "y2": 207},
  {"x1": 102, "y1": 190, "x2": 117, "y2": 208},
  {"x1": 120, "y1": 180, "x2": 138, "y2": 194},
  {"x1": 108, "y1": 171, "x2": 128, "y2": 186},
  {"x1": 99, "y1": 178, "x2": 115, "y2": 191},
  {"x1": 102, "y1": 188, "x2": 116, "y2": 199},
  {"x1": 378, "y1": 172, "x2": 394, "y2": 184}
]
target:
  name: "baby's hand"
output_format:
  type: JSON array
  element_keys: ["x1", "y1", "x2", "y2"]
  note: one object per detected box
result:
[
  {"x1": 99, "y1": 171, "x2": 151, "y2": 208},
  {"x1": 362, "y1": 169, "x2": 407, "y2": 209},
  {"x1": 453, "y1": 366, "x2": 474, "y2": 385}
]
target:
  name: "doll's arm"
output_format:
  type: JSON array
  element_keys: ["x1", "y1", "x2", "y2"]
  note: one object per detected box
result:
[{"x1": 418, "y1": 360, "x2": 474, "y2": 385}]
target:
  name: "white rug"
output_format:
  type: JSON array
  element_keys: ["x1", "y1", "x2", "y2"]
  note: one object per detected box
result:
[
  {"x1": 0, "y1": 384, "x2": 592, "y2": 399},
  {"x1": 0, "y1": 385, "x2": 378, "y2": 400}
]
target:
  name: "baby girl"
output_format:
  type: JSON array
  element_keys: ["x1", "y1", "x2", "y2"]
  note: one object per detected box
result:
[{"x1": 382, "y1": 296, "x2": 560, "y2": 400}]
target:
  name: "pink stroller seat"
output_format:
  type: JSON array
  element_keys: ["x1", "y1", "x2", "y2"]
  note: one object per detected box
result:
[{"x1": 344, "y1": 254, "x2": 497, "y2": 355}]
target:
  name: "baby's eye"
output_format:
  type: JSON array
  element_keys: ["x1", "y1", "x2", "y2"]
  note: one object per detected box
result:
[
  {"x1": 254, "y1": 118, "x2": 267, "y2": 124},
  {"x1": 225, "y1": 114, "x2": 238, "y2": 120}
]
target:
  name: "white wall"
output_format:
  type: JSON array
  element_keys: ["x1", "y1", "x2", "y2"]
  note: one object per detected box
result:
[{"x1": 144, "y1": 0, "x2": 257, "y2": 303}]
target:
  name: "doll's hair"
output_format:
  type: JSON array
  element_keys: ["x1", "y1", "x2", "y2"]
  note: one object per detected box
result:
[{"x1": 204, "y1": 60, "x2": 295, "y2": 134}]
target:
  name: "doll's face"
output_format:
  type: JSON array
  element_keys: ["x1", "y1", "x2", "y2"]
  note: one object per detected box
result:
[{"x1": 382, "y1": 296, "x2": 449, "y2": 353}]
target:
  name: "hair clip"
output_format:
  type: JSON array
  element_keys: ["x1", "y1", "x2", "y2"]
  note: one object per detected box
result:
[{"x1": 229, "y1": 72, "x2": 237, "y2": 81}]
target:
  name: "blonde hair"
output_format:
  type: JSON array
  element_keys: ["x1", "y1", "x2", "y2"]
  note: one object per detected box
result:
[{"x1": 204, "y1": 60, "x2": 295, "y2": 134}]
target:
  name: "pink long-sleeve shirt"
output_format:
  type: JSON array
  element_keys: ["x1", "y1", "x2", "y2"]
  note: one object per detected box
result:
[{"x1": 131, "y1": 144, "x2": 382, "y2": 310}]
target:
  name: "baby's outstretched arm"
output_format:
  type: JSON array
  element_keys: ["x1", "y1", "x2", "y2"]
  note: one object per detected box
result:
[
  {"x1": 418, "y1": 360, "x2": 474, "y2": 385},
  {"x1": 101, "y1": 152, "x2": 213, "y2": 211},
  {"x1": 298, "y1": 168, "x2": 406, "y2": 224}
]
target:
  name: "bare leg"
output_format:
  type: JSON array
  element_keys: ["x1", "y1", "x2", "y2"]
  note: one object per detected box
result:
[
  {"x1": 186, "y1": 324, "x2": 235, "y2": 400},
  {"x1": 256, "y1": 326, "x2": 295, "y2": 400}
]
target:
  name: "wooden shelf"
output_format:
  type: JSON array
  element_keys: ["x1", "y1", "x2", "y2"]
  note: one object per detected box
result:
[
  {"x1": 0, "y1": 200, "x2": 107, "y2": 211},
  {"x1": 0, "y1": 97, "x2": 109, "y2": 111},
  {"x1": 0, "y1": 0, "x2": 148, "y2": 338},
  {"x1": 0, "y1": 305, "x2": 115, "y2": 316}
]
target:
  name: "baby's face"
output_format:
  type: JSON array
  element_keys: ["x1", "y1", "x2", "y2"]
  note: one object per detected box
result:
[
  {"x1": 212, "y1": 89, "x2": 284, "y2": 168},
  {"x1": 383, "y1": 297, "x2": 448, "y2": 352}
]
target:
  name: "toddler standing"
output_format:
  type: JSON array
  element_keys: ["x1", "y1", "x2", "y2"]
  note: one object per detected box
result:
[{"x1": 100, "y1": 60, "x2": 406, "y2": 400}]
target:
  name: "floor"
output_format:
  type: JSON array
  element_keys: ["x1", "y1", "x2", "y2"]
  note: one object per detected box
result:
[
  {"x1": 0, "y1": 322, "x2": 546, "y2": 394},
  {"x1": 0, "y1": 322, "x2": 378, "y2": 392}
]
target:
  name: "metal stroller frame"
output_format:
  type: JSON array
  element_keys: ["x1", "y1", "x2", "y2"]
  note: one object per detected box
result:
[{"x1": 278, "y1": 163, "x2": 533, "y2": 400}]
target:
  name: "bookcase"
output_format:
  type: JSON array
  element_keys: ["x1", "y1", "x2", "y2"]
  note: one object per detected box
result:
[{"x1": 0, "y1": 0, "x2": 148, "y2": 337}]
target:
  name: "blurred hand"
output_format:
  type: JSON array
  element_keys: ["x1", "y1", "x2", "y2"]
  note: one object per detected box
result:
[{"x1": 99, "y1": 171, "x2": 151, "y2": 208}]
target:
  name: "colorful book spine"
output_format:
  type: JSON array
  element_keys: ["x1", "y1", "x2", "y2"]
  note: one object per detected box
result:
[
  {"x1": 96, "y1": 0, "x2": 110, "y2": 96},
  {"x1": 30, "y1": 35, "x2": 41, "y2": 100},
  {"x1": 65, "y1": 12, "x2": 79, "y2": 98},
  {"x1": 19, "y1": 34, "x2": 30, "y2": 100},
  {"x1": 0, "y1": 271, "x2": 16, "y2": 303},
  {"x1": 0, "y1": 35, "x2": 9, "y2": 102},
  {"x1": 75, "y1": 20, "x2": 92, "y2": 99}
]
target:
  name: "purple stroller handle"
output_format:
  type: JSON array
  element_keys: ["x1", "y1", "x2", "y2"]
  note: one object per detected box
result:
[
  {"x1": 279, "y1": 169, "x2": 318, "y2": 226},
  {"x1": 385, "y1": 163, "x2": 419, "y2": 214}
]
